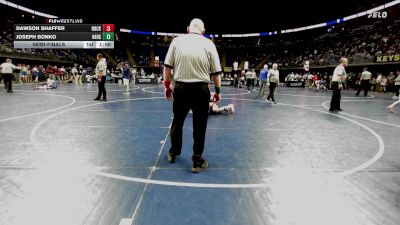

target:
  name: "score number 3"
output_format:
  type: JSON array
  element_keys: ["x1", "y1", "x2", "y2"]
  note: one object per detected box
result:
[{"x1": 102, "y1": 24, "x2": 114, "y2": 32}]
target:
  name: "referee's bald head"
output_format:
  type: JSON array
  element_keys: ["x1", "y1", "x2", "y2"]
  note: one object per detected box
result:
[
  {"x1": 340, "y1": 57, "x2": 348, "y2": 67},
  {"x1": 188, "y1": 18, "x2": 205, "y2": 34}
]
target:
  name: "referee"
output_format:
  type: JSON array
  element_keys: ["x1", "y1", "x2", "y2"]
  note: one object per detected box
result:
[
  {"x1": 163, "y1": 18, "x2": 222, "y2": 173},
  {"x1": 0, "y1": 59, "x2": 19, "y2": 93},
  {"x1": 356, "y1": 68, "x2": 372, "y2": 97},
  {"x1": 266, "y1": 63, "x2": 279, "y2": 104},
  {"x1": 329, "y1": 58, "x2": 348, "y2": 112},
  {"x1": 94, "y1": 54, "x2": 107, "y2": 101}
]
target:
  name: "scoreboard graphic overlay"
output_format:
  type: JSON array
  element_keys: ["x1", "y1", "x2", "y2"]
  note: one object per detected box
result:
[{"x1": 14, "y1": 24, "x2": 115, "y2": 49}]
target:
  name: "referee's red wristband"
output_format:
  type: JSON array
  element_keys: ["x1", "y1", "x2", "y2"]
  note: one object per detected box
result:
[{"x1": 164, "y1": 80, "x2": 171, "y2": 89}]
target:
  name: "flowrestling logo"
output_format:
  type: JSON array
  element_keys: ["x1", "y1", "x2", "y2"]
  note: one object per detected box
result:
[{"x1": 367, "y1": 11, "x2": 388, "y2": 19}]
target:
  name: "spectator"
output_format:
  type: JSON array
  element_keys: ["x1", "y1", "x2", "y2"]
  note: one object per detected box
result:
[
  {"x1": 381, "y1": 76, "x2": 387, "y2": 93},
  {"x1": 59, "y1": 66, "x2": 66, "y2": 81},
  {"x1": 32, "y1": 65, "x2": 39, "y2": 83},
  {"x1": 376, "y1": 73, "x2": 382, "y2": 92}
]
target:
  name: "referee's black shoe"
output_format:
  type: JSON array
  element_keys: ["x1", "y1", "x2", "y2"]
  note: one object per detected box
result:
[{"x1": 192, "y1": 155, "x2": 208, "y2": 173}]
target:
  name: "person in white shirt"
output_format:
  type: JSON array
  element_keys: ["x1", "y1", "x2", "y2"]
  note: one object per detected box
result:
[
  {"x1": 157, "y1": 74, "x2": 162, "y2": 85},
  {"x1": 307, "y1": 73, "x2": 313, "y2": 86},
  {"x1": 245, "y1": 70, "x2": 253, "y2": 90},
  {"x1": 94, "y1": 54, "x2": 107, "y2": 101},
  {"x1": 71, "y1": 64, "x2": 78, "y2": 83},
  {"x1": 163, "y1": 18, "x2": 221, "y2": 173},
  {"x1": 53, "y1": 66, "x2": 61, "y2": 83},
  {"x1": 140, "y1": 68, "x2": 145, "y2": 77},
  {"x1": 289, "y1": 72, "x2": 295, "y2": 81},
  {"x1": 387, "y1": 70, "x2": 400, "y2": 112},
  {"x1": 376, "y1": 73, "x2": 382, "y2": 92},
  {"x1": 27, "y1": 65, "x2": 32, "y2": 83},
  {"x1": 78, "y1": 65, "x2": 84, "y2": 84},
  {"x1": 132, "y1": 68, "x2": 137, "y2": 77},
  {"x1": 131, "y1": 68, "x2": 136, "y2": 87},
  {"x1": 356, "y1": 68, "x2": 372, "y2": 97},
  {"x1": 59, "y1": 66, "x2": 66, "y2": 81},
  {"x1": 294, "y1": 73, "x2": 300, "y2": 81},
  {"x1": 392, "y1": 70, "x2": 400, "y2": 100},
  {"x1": 329, "y1": 58, "x2": 348, "y2": 112},
  {"x1": 381, "y1": 76, "x2": 387, "y2": 93},
  {"x1": 266, "y1": 63, "x2": 279, "y2": 104},
  {"x1": 251, "y1": 69, "x2": 256, "y2": 89},
  {"x1": 0, "y1": 58, "x2": 19, "y2": 92},
  {"x1": 32, "y1": 66, "x2": 39, "y2": 83},
  {"x1": 20, "y1": 64, "x2": 28, "y2": 83}
]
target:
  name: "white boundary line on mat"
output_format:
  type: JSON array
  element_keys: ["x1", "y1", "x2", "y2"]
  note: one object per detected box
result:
[{"x1": 29, "y1": 97, "x2": 384, "y2": 189}]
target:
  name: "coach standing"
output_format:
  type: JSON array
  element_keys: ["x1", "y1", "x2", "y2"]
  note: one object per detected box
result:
[
  {"x1": 94, "y1": 53, "x2": 107, "y2": 101},
  {"x1": 0, "y1": 59, "x2": 19, "y2": 93},
  {"x1": 329, "y1": 58, "x2": 348, "y2": 112},
  {"x1": 163, "y1": 18, "x2": 222, "y2": 173}
]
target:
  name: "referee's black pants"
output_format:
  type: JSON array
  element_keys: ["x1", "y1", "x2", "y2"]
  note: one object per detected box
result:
[
  {"x1": 267, "y1": 82, "x2": 277, "y2": 102},
  {"x1": 246, "y1": 78, "x2": 252, "y2": 90},
  {"x1": 356, "y1": 80, "x2": 370, "y2": 97},
  {"x1": 3, "y1": 73, "x2": 13, "y2": 92},
  {"x1": 169, "y1": 82, "x2": 210, "y2": 157},
  {"x1": 330, "y1": 81, "x2": 341, "y2": 111},
  {"x1": 395, "y1": 85, "x2": 400, "y2": 97},
  {"x1": 96, "y1": 76, "x2": 107, "y2": 99}
]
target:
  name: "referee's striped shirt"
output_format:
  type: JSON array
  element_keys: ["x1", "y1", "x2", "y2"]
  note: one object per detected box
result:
[
  {"x1": 96, "y1": 58, "x2": 107, "y2": 76},
  {"x1": 164, "y1": 33, "x2": 221, "y2": 83},
  {"x1": 361, "y1": 71, "x2": 372, "y2": 80}
]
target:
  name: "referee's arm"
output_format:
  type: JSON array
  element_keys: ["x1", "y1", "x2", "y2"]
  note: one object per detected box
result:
[
  {"x1": 210, "y1": 45, "x2": 222, "y2": 101},
  {"x1": 211, "y1": 72, "x2": 221, "y2": 90},
  {"x1": 163, "y1": 39, "x2": 175, "y2": 82},
  {"x1": 163, "y1": 65, "x2": 174, "y2": 100},
  {"x1": 163, "y1": 65, "x2": 173, "y2": 82},
  {"x1": 212, "y1": 73, "x2": 222, "y2": 102}
]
